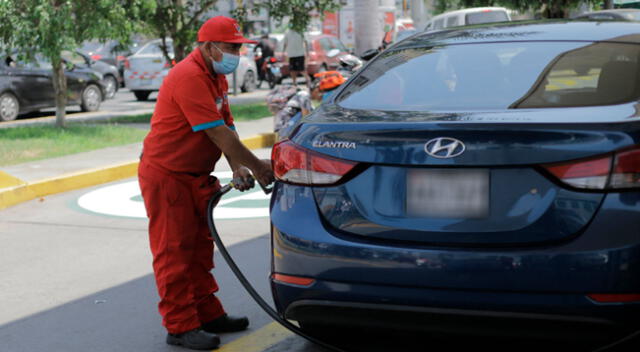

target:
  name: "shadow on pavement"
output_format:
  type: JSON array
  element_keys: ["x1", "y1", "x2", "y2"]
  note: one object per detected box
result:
[{"x1": 0, "y1": 235, "x2": 274, "y2": 352}]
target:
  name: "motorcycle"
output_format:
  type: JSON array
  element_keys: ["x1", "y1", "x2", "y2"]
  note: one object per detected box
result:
[
  {"x1": 263, "y1": 56, "x2": 281, "y2": 89},
  {"x1": 254, "y1": 46, "x2": 281, "y2": 89}
]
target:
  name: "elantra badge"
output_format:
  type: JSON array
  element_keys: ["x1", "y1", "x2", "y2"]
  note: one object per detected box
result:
[
  {"x1": 312, "y1": 140, "x2": 357, "y2": 149},
  {"x1": 424, "y1": 137, "x2": 465, "y2": 158}
]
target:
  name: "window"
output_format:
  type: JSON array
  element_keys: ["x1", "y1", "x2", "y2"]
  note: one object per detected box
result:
[
  {"x1": 337, "y1": 41, "x2": 640, "y2": 112},
  {"x1": 319, "y1": 38, "x2": 333, "y2": 52},
  {"x1": 446, "y1": 16, "x2": 460, "y2": 28},
  {"x1": 330, "y1": 37, "x2": 348, "y2": 52},
  {"x1": 433, "y1": 19, "x2": 445, "y2": 30},
  {"x1": 465, "y1": 10, "x2": 509, "y2": 25},
  {"x1": 61, "y1": 51, "x2": 87, "y2": 66}
]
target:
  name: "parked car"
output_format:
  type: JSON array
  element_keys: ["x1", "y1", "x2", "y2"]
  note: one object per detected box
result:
[
  {"x1": 573, "y1": 9, "x2": 640, "y2": 21},
  {"x1": 80, "y1": 40, "x2": 141, "y2": 85},
  {"x1": 394, "y1": 29, "x2": 418, "y2": 43},
  {"x1": 61, "y1": 50, "x2": 121, "y2": 99},
  {"x1": 275, "y1": 33, "x2": 350, "y2": 79},
  {"x1": 0, "y1": 54, "x2": 105, "y2": 121},
  {"x1": 424, "y1": 7, "x2": 511, "y2": 32},
  {"x1": 269, "y1": 21, "x2": 640, "y2": 347},
  {"x1": 124, "y1": 39, "x2": 257, "y2": 101}
]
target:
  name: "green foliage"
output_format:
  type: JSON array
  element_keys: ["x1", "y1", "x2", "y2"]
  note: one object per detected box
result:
[
  {"x1": 434, "y1": 0, "x2": 599, "y2": 18},
  {"x1": 249, "y1": 0, "x2": 343, "y2": 34},
  {"x1": 0, "y1": 123, "x2": 148, "y2": 166},
  {"x1": 0, "y1": 0, "x2": 150, "y2": 127},
  {"x1": 138, "y1": 0, "x2": 218, "y2": 63}
]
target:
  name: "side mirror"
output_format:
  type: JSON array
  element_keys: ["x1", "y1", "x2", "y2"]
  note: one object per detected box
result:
[{"x1": 360, "y1": 48, "x2": 378, "y2": 61}]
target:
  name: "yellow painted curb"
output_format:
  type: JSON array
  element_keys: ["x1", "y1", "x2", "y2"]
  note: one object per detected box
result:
[
  {"x1": 0, "y1": 133, "x2": 275, "y2": 210},
  {"x1": 0, "y1": 170, "x2": 25, "y2": 188},
  {"x1": 242, "y1": 133, "x2": 276, "y2": 150},
  {"x1": 217, "y1": 322, "x2": 293, "y2": 352}
]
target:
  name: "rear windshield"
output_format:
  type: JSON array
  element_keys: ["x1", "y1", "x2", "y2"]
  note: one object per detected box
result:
[
  {"x1": 466, "y1": 10, "x2": 509, "y2": 25},
  {"x1": 337, "y1": 41, "x2": 640, "y2": 111},
  {"x1": 139, "y1": 41, "x2": 173, "y2": 56}
]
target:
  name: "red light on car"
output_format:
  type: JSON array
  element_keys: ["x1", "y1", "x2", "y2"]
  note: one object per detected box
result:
[
  {"x1": 124, "y1": 59, "x2": 130, "y2": 69},
  {"x1": 270, "y1": 57, "x2": 277, "y2": 63},
  {"x1": 544, "y1": 155, "x2": 612, "y2": 190},
  {"x1": 116, "y1": 55, "x2": 125, "y2": 62},
  {"x1": 91, "y1": 54, "x2": 102, "y2": 61},
  {"x1": 588, "y1": 293, "x2": 640, "y2": 303},
  {"x1": 610, "y1": 148, "x2": 640, "y2": 189},
  {"x1": 272, "y1": 273, "x2": 315, "y2": 287},
  {"x1": 271, "y1": 140, "x2": 357, "y2": 186},
  {"x1": 543, "y1": 145, "x2": 640, "y2": 190}
]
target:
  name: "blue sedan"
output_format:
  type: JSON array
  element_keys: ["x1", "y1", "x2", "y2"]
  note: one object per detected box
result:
[{"x1": 269, "y1": 21, "x2": 640, "y2": 346}]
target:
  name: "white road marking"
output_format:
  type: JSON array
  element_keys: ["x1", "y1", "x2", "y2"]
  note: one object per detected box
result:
[{"x1": 77, "y1": 171, "x2": 270, "y2": 219}]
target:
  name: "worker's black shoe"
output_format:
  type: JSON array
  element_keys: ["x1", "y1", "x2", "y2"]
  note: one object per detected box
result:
[
  {"x1": 202, "y1": 314, "x2": 249, "y2": 333},
  {"x1": 166, "y1": 328, "x2": 220, "y2": 350}
]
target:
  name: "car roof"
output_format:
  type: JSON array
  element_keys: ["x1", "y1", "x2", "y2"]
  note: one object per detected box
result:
[
  {"x1": 431, "y1": 7, "x2": 509, "y2": 20},
  {"x1": 583, "y1": 9, "x2": 640, "y2": 14},
  {"x1": 398, "y1": 20, "x2": 640, "y2": 49}
]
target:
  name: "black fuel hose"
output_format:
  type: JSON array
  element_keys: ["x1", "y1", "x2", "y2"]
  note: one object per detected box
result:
[
  {"x1": 208, "y1": 179, "x2": 637, "y2": 352},
  {"x1": 206, "y1": 180, "x2": 347, "y2": 352}
]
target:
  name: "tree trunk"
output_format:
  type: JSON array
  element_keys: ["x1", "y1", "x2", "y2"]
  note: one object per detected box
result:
[
  {"x1": 604, "y1": 0, "x2": 615, "y2": 9},
  {"x1": 354, "y1": 0, "x2": 380, "y2": 56},
  {"x1": 51, "y1": 57, "x2": 67, "y2": 128}
]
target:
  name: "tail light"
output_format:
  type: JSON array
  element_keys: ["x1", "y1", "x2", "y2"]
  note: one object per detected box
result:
[
  {"x1": 269, "y1": 57, "x2": 277, "y2": 63},
  {"x1": 91, "y1": 54, "x2": 102, "y2": 61},
  {"x1": 271, "y1": 140, "x2": 357, "y2": 185},
  {"x1": 123, "y1": 58, "x2": 130, "y2": 69},
  {"x1": 543, "y1": 146, "x2": 640, "y2": 190},
  {"x1": 588, "y1": 293, "x2": 640, "y2": 303}
]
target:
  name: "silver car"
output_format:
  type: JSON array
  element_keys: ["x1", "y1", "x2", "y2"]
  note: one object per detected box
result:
[{"x1": 124, "y1": 39, "x2": 258, "y2": 101}]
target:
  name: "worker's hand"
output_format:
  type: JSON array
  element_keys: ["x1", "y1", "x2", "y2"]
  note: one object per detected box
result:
[
  {"x1": 252, "y1": 159, "x2": 275, "y2": 188},
  {"x1": 232, "y1": 166, "x2": 255, "y2": 192}
]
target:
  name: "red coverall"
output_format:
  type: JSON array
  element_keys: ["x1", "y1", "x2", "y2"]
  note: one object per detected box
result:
[{"x1": 138, "y1": 48, "x2": 235, "y2": 334}]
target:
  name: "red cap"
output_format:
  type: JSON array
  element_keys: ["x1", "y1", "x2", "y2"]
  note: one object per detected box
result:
[{"x1": 198, "y1": 16, "x2": 258, "y2": 44}]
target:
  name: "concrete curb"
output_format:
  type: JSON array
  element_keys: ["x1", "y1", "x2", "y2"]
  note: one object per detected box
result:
[{"x1": 0, "y1": 133, "x2": 276, "y2": 210}]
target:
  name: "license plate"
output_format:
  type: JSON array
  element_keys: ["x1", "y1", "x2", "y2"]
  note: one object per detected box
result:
[
  {"x1": 270, "y1": 66, "x2": 280, "y2": 75},
  {"x1": 140, "y1": 78, "x2": 152, "y2": 86},
  {"x1": 407, "y1": 169, "x2": 489, "y2": 219}
]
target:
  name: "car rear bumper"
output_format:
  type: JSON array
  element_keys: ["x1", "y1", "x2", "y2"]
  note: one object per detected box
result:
[{"x1": 273, "y1": 286, "x2": 638, "y2": 342}]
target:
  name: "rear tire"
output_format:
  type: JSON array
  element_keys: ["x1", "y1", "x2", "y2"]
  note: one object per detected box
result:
[
  {"x1": 102, "y1": 75, "x2": 118, "y2": 99},
  {"x1": 267, "y1": 69, "x2": 277, "y2": 89},
  {"x1": 80, "y1": 84, "x2": 102, "y2": 112},
  {"x1": 133, "y1": 90, "x2": 151, "y2": 101},
  {"x1": 0, "y1": 92, "x2": 19, "y2": 121}
]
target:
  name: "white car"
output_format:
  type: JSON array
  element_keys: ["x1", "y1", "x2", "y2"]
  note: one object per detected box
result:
[
  {"x1": 424, "y1": 7, "x2": 511, "y2": 32},
  {"x1": 124, "y1": 39, "x2": 258, "y2": 101}
]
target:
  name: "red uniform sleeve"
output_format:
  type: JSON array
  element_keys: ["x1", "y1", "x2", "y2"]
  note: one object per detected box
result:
[{"x1": 173, "y1": 75, "x2": 225, "y2": 132}]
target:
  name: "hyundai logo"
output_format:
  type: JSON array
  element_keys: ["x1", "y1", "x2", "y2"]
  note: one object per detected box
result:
[{"x1": 424, "y1": 137, "x2": 465, "y2": 159}]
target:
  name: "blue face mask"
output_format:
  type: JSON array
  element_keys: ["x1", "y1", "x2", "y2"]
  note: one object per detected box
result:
[{"x1": 211, "y1": 44, "x2": 240, "y2": 74}]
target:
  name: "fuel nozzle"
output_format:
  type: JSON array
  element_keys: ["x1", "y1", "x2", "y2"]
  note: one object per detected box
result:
[{"x1": 226, "y1": 174, "x2": 272, "y2": 195}]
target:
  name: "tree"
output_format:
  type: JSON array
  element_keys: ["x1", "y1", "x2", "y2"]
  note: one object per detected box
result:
[
  {"x1": 138, "y1": 0, "x2": 218, "y2": 65},
  {"x1": 243, "y1": 0, "x2": 342, "y2": 34},
  {"x1": 0, "y1": 0, "x2": 150, "y2": 127},
  {"x1": 435, "y1": 0, "x2": 599, "y2": 18}
]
